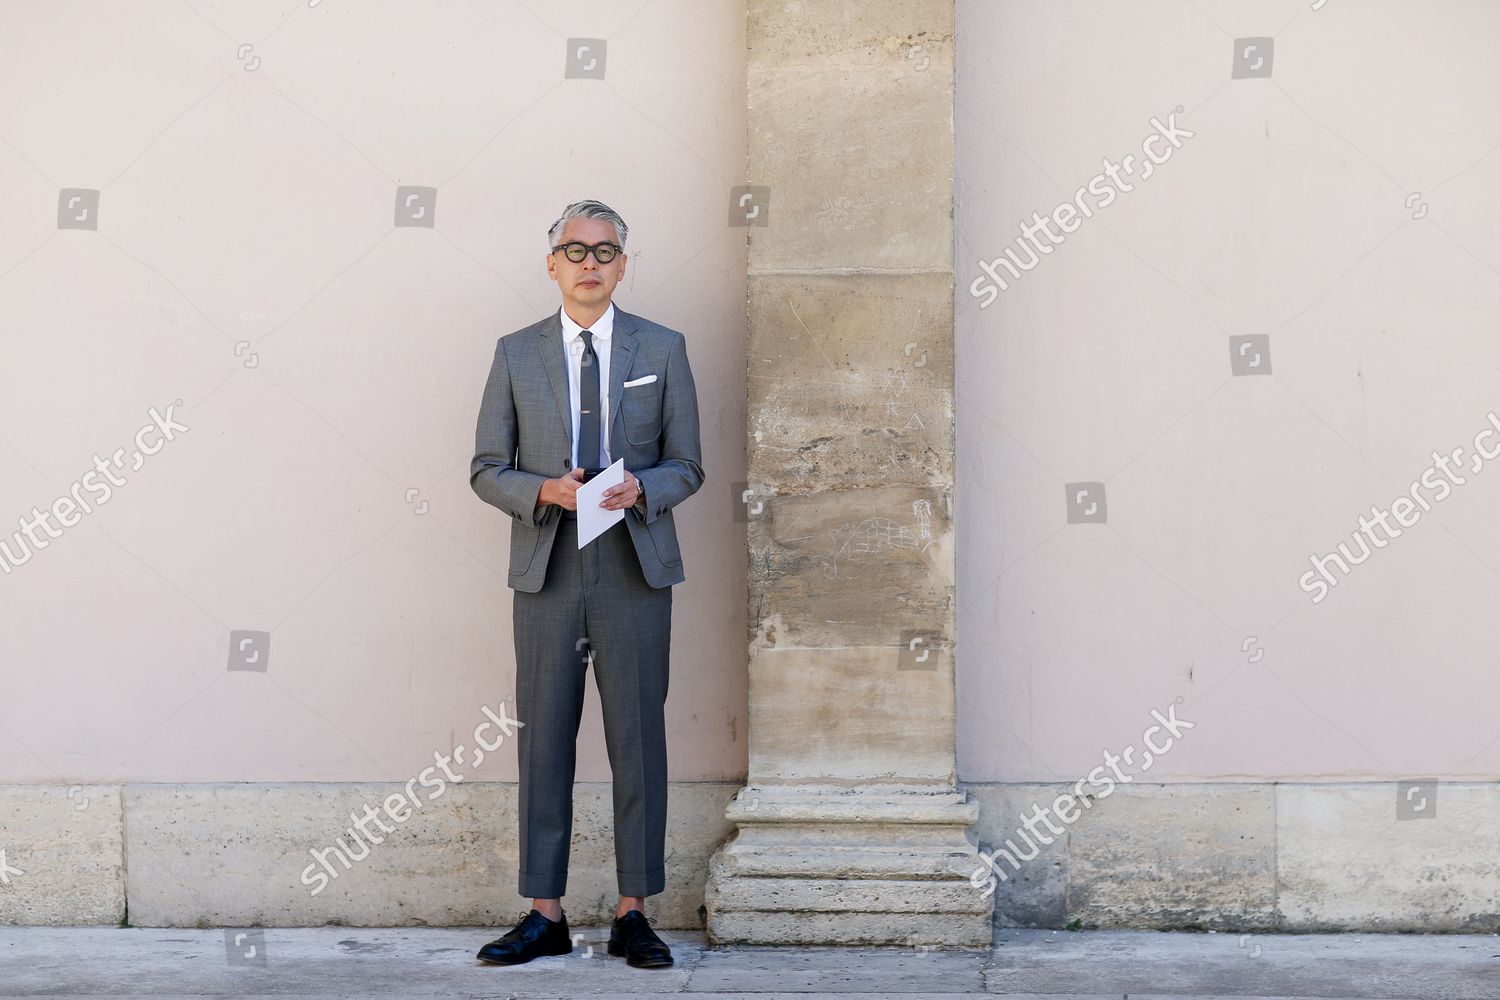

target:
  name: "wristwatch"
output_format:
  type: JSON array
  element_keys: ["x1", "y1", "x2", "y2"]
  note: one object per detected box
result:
[{"x1": 632, "y1": 481, "x2": 647, "y2": 515}]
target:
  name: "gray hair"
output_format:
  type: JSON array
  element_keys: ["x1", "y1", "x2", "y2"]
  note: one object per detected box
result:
[{"x1": 547, "y1": 199, "x2": 628, "y2": 251}]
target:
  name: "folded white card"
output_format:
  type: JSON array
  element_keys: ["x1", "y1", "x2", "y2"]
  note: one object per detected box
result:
[
  {"x1": 622, "y1": 374, "x2": 657, "y2": 387},
  {"x1": 576, "y1": 458, "x2": 625, "y2": 548}
]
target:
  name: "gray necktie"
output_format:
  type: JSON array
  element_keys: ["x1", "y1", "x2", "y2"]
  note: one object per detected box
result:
[{"x1": 577, "y1": 329, "x2": 600, "y2": 472}]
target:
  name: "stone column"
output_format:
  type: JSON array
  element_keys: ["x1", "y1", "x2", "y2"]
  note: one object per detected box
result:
[{"x1": 705, "y1": 0, "x2": 990, "y2": 946}]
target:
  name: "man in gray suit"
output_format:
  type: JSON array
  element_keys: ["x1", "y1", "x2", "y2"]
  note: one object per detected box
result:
[{"x1": 470, "y1": 200, "x2": 704, "y2": 970}]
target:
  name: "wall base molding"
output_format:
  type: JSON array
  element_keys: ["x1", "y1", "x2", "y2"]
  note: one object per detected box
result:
[
  {"x1": 0, "y1": 782, "x2": 738, "y2": 928},
  {"x1": 4, "y1": 780, "x2": 1492, "y2": 934},
  {"x1": 965, "y1": 781, "x2": 1500, "y2": 932}
]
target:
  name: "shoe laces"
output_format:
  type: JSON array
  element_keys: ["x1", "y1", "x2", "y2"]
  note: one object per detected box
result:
[{"x1": 502, "y1": 910, "x2": 553, "y2": 938}]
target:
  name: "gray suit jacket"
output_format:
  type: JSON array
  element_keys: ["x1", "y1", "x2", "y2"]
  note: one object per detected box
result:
[{"x1": 470, "y1": 306, "x2": 705, "y2": 592}]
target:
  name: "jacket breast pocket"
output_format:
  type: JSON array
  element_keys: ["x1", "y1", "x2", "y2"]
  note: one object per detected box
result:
[{"x1": 621, "y1": 383, "x2": 662, "y2": 445}]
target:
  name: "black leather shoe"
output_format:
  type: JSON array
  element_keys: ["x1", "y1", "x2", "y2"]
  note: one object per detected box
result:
[
  {"x1": 607, "y1": 909, "x2": 673, "y2": 968},
  {"x1": 476, "y1": 909, "x2": 572, "y2": 965}
]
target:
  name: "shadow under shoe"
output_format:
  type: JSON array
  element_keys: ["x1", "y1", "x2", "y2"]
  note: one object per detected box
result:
[{"x1": 476, "y1": 909, "x2": 572, "y2": 966}]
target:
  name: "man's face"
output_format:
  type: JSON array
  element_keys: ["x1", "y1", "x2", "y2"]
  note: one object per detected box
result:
[{"x1": 547, "y1": 217, "x2": 626, "y2": 311}]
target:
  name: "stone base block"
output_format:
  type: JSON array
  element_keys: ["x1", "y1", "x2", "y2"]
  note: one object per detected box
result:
[
  {"x1": 707, "y1": 907, "x2": 990, "y2": 947},
  {"x1": 0, "y1": 785, "x2": 124, "y2": 925},
  {"x1": 704, "y1": 784, "x2": 993, "y2": 946}
]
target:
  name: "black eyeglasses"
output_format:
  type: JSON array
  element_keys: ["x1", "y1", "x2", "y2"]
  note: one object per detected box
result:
[{"x1": 552, "y1": 241, "x2": 622, "y2": 264}]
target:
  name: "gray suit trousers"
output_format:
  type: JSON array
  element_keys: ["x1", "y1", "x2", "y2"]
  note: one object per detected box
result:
[{"x1": 513, "y1": 509, "x2": 671, "y2": 899}]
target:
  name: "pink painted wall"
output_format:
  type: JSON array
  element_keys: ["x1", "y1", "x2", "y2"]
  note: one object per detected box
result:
[
  {"x1": 0, "y1": 0, "x2": 748, "y2": 783},
  {"x1": 956, "y1": 0, "x2": 1500, "y2": 782}
]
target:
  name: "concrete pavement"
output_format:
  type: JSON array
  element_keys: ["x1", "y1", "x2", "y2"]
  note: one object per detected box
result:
[{"x1": 0, "y1": 925, "x2": 1497, "y2": 998}]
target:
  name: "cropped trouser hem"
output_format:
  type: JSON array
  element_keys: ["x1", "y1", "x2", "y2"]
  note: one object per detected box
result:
[
  {"x1": 617, "y1": 867, "x2": 666, "y2": 898},
  {"x1": 519, "y1": 869, "x2": 569, "y2": 899},
  {"x1": 517, "y1": 868, "x2": 664, "y2": 899}
]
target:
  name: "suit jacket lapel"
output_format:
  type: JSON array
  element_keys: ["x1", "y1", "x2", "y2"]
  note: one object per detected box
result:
[
  {"x1": 608, "y1": 308, "x2": 638, "y2": 457},
  {"x1": 537, "y1": 311, "x2": 573, "y2": 449}
]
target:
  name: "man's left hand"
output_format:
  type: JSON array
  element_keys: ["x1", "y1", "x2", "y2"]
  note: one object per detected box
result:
[{"x1": 599, "y1": 469, "x2": 643, "y2": 511}]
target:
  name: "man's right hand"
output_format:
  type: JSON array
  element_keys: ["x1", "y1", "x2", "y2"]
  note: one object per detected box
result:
[{"x1": 537, "y1": 467, "x2": 587, "y2": 511}]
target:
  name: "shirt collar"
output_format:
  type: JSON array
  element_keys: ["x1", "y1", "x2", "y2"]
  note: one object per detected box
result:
[{"x1": 560, "y1": 301, "x2": 615, "y2": 343}]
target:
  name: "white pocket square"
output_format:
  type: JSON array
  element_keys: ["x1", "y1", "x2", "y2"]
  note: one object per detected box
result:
[{"x1": 622, "y1": 374, "x2": 657, "y2": 387}]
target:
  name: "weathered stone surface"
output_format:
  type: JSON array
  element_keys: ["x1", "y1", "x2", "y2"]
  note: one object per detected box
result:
[
  {"x1": 1067, "y1": 784, "x2": 1277, "y2": 931},
  {"x1": 124, "y1": 783, "x2": 515, "y2": 928},
  {"x1": 746, "y1": 272, "x2": 954, "y2": 488},
  {"x1": 708, "y1": 873, "x2": 987, "y2": 914},
  {"x1": 0, "y1": 784, "x2": 123, "y2": 925},
  {"x1": 745, "y1": 646, "x2": 954, "y2": 783},
  {"x1": 689, "y1": 943, "x2": 988, "y2": 993},
  {"x1": 748, "y1": 485, "x2": 953, "y2": 650},
  {"x1": 122, "y1": 782, "x2": 736, "y2": 928},
  {"x1": 715, "y1": 0, "x2": 973, "y2": 946},
  {"x1": 708, "y1": 909, "x2": 988, "y2": 948},
  {"x1": 1276, "y1": 782, "x2": 1500, "y2": 932},
  {"x1": 748, "y1": 1, "x2": 954, "y2": 271},
  {"x1": 962, "y1": 783, "x2": 1068, "y2": 928},
  {"x1": 705, "y1": 786, "x2": 988, "y2": 946}
]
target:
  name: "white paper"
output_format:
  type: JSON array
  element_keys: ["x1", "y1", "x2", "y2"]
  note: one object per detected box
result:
[{"x1": 576, "y1": 458, "x2": 626, "y2": 548}]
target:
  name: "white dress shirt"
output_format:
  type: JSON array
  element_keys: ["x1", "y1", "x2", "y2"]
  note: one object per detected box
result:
[{"x1": 559, "y1": 302, "x2": 614, "y2": 470}]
